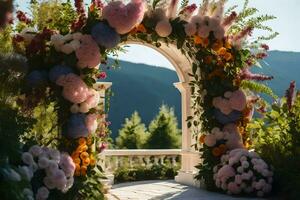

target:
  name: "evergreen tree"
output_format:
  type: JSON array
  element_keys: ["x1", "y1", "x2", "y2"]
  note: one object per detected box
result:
[
  {"x1": 146, "y1": 105, "x2": 181, "y2": 149},
  {"x1": 116, "y1": 111, "x2": 148, "y2": 149}
]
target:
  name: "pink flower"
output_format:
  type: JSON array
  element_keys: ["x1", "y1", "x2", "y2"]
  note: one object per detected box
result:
[
  {"x1": 103, "y1": 0, "x2": 146, "y2": 34},
  {"x1": 76, "y1": 35, "x2": 101, "y2": 69},
  {"x1": 229, "y1": 90, "x2": 247, "y2": 111},
  {"x1": 155, "y1": 20, "x2": 173, "y2": 37},
  {"x1": 56, "y1": 73, "x2": 90, "y2": 104},
  {"x1": 222, "y1": 12, "x2": 237, "y2": 28},
  {"x1": 36, "y1": 187, "x2": 49, "y2": 200},
  {"x1": 204, "y1": 134, "x2": 216, "y2": 147},
  {"x1": 228, "y1": 182, "x2": 241, "y2": 194},
  {"x1": 97, "y1": 72, "x2": 107, "y2": 79},
  {"x1": 59, "y1": 153, "x2": 75, "y2": 177},
  {"x1": 85, "y1": 89, "x2": 100, "y2": 109},
  {"x1": 85, "y1": 114, "x2": 98, "y2": 133},
  {"x1": 180, "y1": 4, "x2": 197, "y2": 21},
  {"x1": 217, "y1": 165, "x2": 235, "y2": 181}
]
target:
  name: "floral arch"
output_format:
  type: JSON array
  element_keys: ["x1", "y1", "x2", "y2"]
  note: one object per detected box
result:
[{"x1": 8, "y1": 0, "x2": 278, "y2": 199}]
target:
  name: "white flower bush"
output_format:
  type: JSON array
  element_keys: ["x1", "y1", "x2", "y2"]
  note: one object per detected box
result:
[
  {"x1": 213, "y1": 148, "x2": 273, "y2": 197},
  {"x1": 20, "y1": 145, "x2": 76, "y2": 200}
]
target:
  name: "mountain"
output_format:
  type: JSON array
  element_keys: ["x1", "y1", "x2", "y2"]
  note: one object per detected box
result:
[
  {"x1": 104, "y1": 50, "x2": 300, "y2": 138},
  {"x1": 104, "y1": 61, "x2": 181, "y2": 138}
]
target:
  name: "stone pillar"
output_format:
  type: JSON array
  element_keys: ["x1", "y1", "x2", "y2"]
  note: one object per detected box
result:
[{"x1": 174, "y1": 82, "x2": 201, "y2": 187}]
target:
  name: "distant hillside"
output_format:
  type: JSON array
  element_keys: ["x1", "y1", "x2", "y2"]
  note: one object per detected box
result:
[
  {"x1": 104, "y1": 50, "x2": 300, "y2": 138},
  {"x1": 104, "y1": 60, "x2": 181, "y2": 138}
]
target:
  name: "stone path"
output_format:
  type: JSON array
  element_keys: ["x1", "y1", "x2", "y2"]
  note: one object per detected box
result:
[{"x1": 107, "y1": 180, "x2": 264, "y2": 200}]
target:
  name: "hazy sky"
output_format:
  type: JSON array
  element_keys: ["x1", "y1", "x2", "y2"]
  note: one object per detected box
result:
[{"x1": 18, "y1": 0, "x2": 300, "y2": 69}]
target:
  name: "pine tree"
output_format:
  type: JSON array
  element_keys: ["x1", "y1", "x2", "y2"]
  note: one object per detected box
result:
[
  {"x1": 146, "y1": 105, "x2": 181, "y2": 149},
  {"x1": 116, "y1": 111, "x2": 148, "y2": 149}
]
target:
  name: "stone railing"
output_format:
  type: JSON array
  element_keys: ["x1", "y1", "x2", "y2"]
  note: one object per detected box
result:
[{"x1": 99, "y1": 149, "x2": 181, "y2": 185}]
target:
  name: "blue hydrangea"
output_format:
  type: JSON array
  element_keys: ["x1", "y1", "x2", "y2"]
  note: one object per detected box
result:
[
  {"x1": 26, "y1": 70, "x2": 48, "y2": 87},
  {"x1": 66, "y1": 114, "x2": 89, "y2": 139},
  {"x1": 91, "y1": 22, "x2": 120, "y2": 49},
  {"x1": 49, "y1": 65, "x2": 73, "y2": 83},
  {"x1": 214, "y1": 109, "x2": 242, "y2": 125}
]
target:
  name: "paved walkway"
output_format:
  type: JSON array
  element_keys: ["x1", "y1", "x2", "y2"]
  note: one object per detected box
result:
[{"x1": 107, "y1": 180, "x2": 263, "y2": 200}]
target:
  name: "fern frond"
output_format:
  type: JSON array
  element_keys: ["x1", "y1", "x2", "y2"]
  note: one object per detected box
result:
[
  {"x1": 240, "y1": 80, "x2": 278, "y2": 99},
  {"x1": 257, "y1": 32, "x2": 279, "y2": 41}
]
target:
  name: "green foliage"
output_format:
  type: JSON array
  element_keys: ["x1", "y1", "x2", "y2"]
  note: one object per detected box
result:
[
  {"x1": 240, "y1": 80, "x2": 278, "y2": 99},
  {"x1": 116, "y1": 111, "x2": 148, "y2": 149},
  {"x1": 0, "y1": 26, "x2": 13, "y2": 53},
  {"x1": 30, "y1": 0, "x2": 77, "y2": 34},
  {"x1": 114, "y1": 163, "x2": 180, "y2": 184},
  {"x1": 248, "y1": 94, "x2": 300, "y2": 199},
  {"x1": 146, "y1": 105, "x2": 181, "y2": 149}
]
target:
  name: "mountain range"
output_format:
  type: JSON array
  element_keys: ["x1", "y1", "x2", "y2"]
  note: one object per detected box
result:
[{"x1": 104, "y1": 50, "x2": 300, "y2": 138}]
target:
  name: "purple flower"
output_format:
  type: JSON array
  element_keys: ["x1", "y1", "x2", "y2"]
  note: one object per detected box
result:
[
  {"x1": 26, "y1": 70, "x2": 48, "y2": 87},
  {"x1": 66, "y1": 114, "x2": 89, "y2": 139},
  {"x1": 91, "y1": 22, "x2": 120, "y2": 49},
  {"x1": 214, "y1": 109, "x2": 242, "y2": 125},
  {"x1": 49, "y1": 65, "x2": 73, "y2": 82},
  {"x1": 239, "y1": 68, "x2": 273, "y2": 81}
]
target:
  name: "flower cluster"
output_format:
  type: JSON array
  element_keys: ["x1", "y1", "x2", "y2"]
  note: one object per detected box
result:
[
  {"x1": 71, "y1": 137, "x2": 96, "y2": 176},
  {"x1": 214, "y1": 149, "x2": 273, "y2": 197},
  {"x1": 20, "y1": 145, "x2": 75, "y2": 200}
]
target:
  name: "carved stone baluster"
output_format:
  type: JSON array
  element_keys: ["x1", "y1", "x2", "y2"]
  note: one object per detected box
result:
[
  {"x1": 114, "y1": 156, "x2": 119, "y2": 170},
  {"x1": 145, "y1": 156, "x2": 151, "y2": 167},
  {"x1": 160, "y1": 155, "x2": 165, "y2": 165},
  {"x1": 154, "y1": 157, "x2": 159, "y2": 165},
  {"x1": 129, "y1": 156, "x2": 133, "y2": 168},
  {"x1": 138, "y1": 156, "x2": 145, "y2": 166},
  {"x1": 172, "y1": 156, "x2": 177, "y2": 167}
]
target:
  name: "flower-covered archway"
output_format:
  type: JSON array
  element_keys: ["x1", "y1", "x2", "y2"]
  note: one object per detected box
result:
[{"x1": 10, "y1": 0, "x2": 278, "y2": 199}]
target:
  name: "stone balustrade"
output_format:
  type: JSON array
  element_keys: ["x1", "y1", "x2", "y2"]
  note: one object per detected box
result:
[{"x1": 99, "y1": 149, "x2": 181, "y2": 185}]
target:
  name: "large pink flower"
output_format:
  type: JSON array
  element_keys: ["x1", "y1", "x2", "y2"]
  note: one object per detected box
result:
[
  {"x1": 56, "y1": 73, "x2": 90, "y2": 104},
  {"x1": 85, "y1": 114, "x2": 98, "y2": 133},
  {"x1": 229, "y1": 90, "x2": 247, "y2": 111},
  {"x1": 76, "y1": 35, "x2": 101, "y2": 69},
  {"x1": 103, "y1": 0, "x2": 146, "y2": 34}
]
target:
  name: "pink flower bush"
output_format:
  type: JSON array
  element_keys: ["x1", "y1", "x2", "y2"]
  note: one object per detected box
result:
[
  {"x1": 76, "y1": 35, "x2": 101, "y2": 68},
  {"x1": 155, "y1": 20, "x2": 173, "y2": 37},
  {"x1": 20, "y1": 145, "x2": 75, "y2": 199},
  {"x1": 56, "y1": 73, "x2": 90, "y2": 104},
  {"x1": 214, "y1": 149, "x2": 273, "y2": 196},
  {"x1": 103, "y1": 0, "x2": 146, "y2": 34},
  {"x1": 213, "y1": 90, "x2": 247, "y2": 115}
]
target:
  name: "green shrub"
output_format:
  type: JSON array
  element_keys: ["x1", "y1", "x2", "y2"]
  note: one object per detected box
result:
[
  {"x1": 114, "y1": 163, "x2": 180, "y2": 184},
  {"x1": 248, "y1": 86, "x2": 300, "y2": 199}
]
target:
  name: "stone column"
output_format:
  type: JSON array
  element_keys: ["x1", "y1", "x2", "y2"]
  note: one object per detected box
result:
[{"x1": 174, "y1": 82, "x2": 201, "y2": 187}]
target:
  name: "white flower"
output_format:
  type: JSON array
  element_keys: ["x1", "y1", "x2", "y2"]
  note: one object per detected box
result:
[
  {"x1": 38, "y1": 157, "x2": 49, "y2": 169},
  {"x1": 22, "y1": 152, "x2": 34, "y2": 165},
  {"x1": 237, "y1": 166, "x2": 243, "y2": 174},
  {"x1": 211, "y1": 127, "x2": 220, "y2": 134},
  {"x1": 36, "y1": 187, "x2": 49, "y2": 200},
  {"x1": 49, "y1": 149, "x2": 60, "y2": 162},
  {"x1": 29, "y1": 145, "x2": 43, "y2": 157},
  {"x1": 18, "y1": 166, "x2": 34, "y2": 181},
  {"x1": 46, "y1": 160, "x2": 59, "y2": 176},
  {"x1": 63, "y1": 34, "x2": 73, "y2": 41},
  {"x1": 215, "y1": 131, "x2": 224, "y2": 140},
  {"x1": 43, "y1": 176, "x2": 56, "y2": 190}
]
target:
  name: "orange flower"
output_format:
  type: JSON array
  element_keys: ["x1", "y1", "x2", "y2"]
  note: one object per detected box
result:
[
  {"x1": 87, "y1": 137, "x2": 93, "y2": 145},
  {"x1": 73, "y1": 158, "x2": 81, "y2": 165},
  {"x1": 202, "y1": 38, "x2": 209, "y2": 48},
  {"x1": 75, "y1": 169, "x2": 81, "y2": 176},
  {"x1": 136, "y1": 24, "x2": 147, "y2": 33},
  {"x1": 82, "y1": 158, "x2": 90, "y2": 166},
  {"x1": 224, "y1": 40, "x2": 232, "y2": 49},
  {"x1": 212, "y1": 40, "x2": 223, "y2": 51},
  {"x1": 199, "y1": 135, "x2": 206, "y2": 144},
  {"x1": 212, "y1": 147, "x2": 221, "y2": 157},
  {"x1": 80, "y1": 152, "x2": 89, "y2": 160},
  {"x1": 79, "y1": 138, "x2": 86, "y2": 146},
  {"x1": 194, "y1": 35, "x2": 202, "y2": 45},
  {"x1": 90, "y1": 156, "x2": 96, "y2": 166},
  {"x1": 224, "y1": 52, "x2": 233, "y2": 61},
  {"x1": 219, "y1": 144, "x2": 227, "y2": 154},
  {"x1": 77, "y1": 145, "x2": 88, "y2": 153},
  {"x1": 217, "y1": 47, "x2": 227, "y2": 56},
  {"x1": 81, "y1": 166, "x2": 87, "y2": 176},
  {"x1": 71, "y1": 152, "x2": 80, "y2": 159},
  {"x1": 204, "y1": 56, "x2": 213, "y2": 64},
  {"x1": 75, "y1": 164, "x2": 81, "y2": 171}
]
